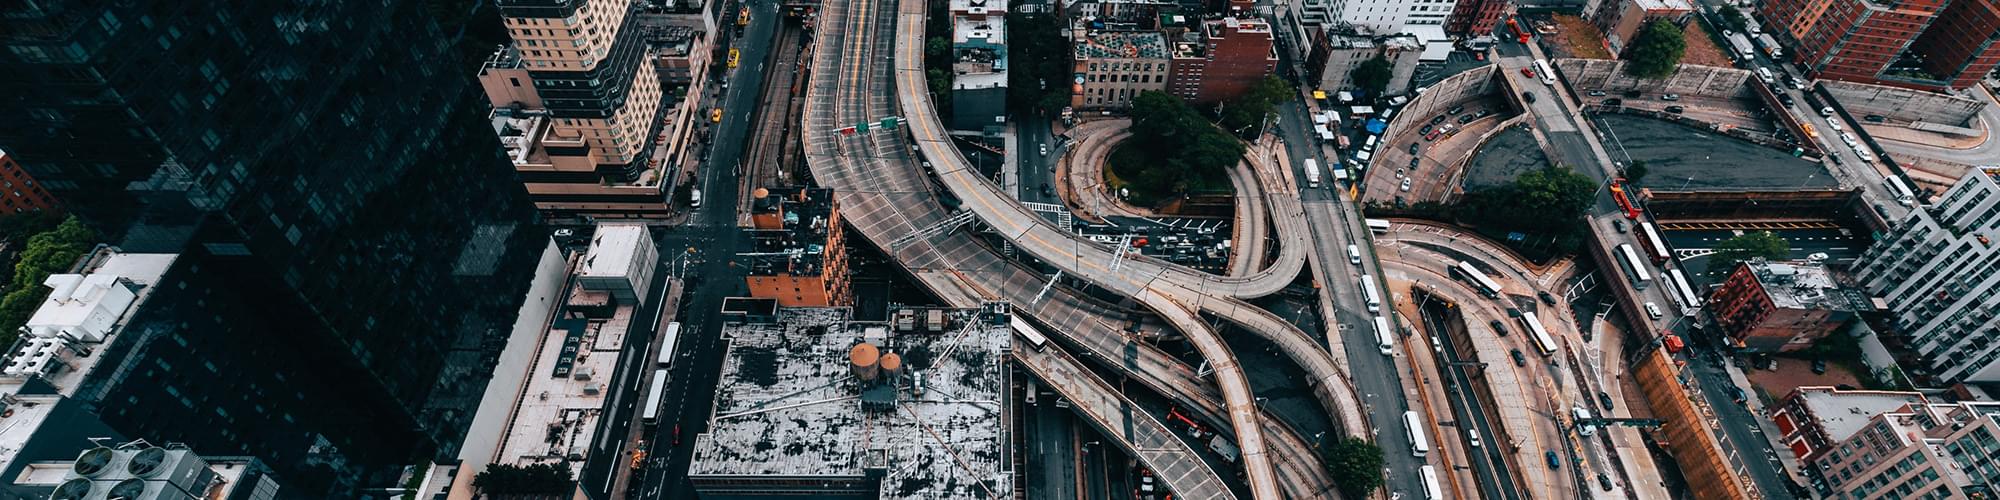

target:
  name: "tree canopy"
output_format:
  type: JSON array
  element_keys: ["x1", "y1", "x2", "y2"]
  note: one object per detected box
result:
[
  {"x1": 1218, "y1": 76, "x2": 1294, "y2": 138},
  {"x1": 1459, "y1": 165, "x2": 1597, "y2": 233},
  {"x1": 1623, "y1": 160, "x2": 1650, "y2": 185},
  {"x1": 1351, "y1": 55, "x2": 1395, "y2": 100},
  {"x1": 1005, "y1": 13, "x2": 1073, "y2": 116},
  {"x1": 0, "y1": 216, "x2": 97, "y2": 348},
  {"x1": 1623, "y1": 20, "x2": 1687, "y2": 78},
  {"x1": 1112, "y1": 91, "x2": 1245, "y2": 203},
  {"x1": 1323, "y1": 437, "x2": 1385, "y2": 498},
  {"x1": 1717, "y1": 6, "x2": 1749, "y2": 33},
  {"x1": 1710, "y1": 231, "x2": 1791, "y2": 275},
  {"x1": 473, "y1": 463, "x2": 574, "y2": 497}
]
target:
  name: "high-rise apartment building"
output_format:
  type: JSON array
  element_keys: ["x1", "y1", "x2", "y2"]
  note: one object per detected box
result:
[
  {"x1": 0, "y1": 1, "x2": 550, "y2": 495},
  {"x1": 1760, "y1": 0, "x2": 2000, "y2": 90},
  {"x1": 1334, "y1": 0, "x2": 1459, "y2": 33},
  {"x1": 1167, "y1": 17, "x2": 1279, "y2": 104},
  {"x1": 478, "y1": 0, "x2": 677, "y2": 219},
  {"x1": 1851, "y1": 168, "x2": 2000, "y2": 383}
]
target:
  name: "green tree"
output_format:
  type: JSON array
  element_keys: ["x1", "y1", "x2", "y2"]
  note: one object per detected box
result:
[
  {"x1": 1219, "y1": 76, "x2": 1294, "y2": 138},
  {"x1": 473, "y1": 463, "x2": 574, "y2": 497},
  {"x1": 1322, "y1": 437, "x2": 1385, "y2": 498},
  {"x1": 1622, "y1": 20, "x2": 1687, "y2": 78},
  {"x1": 1458, "y1": 165, "x2": 1596, "y2": 233},
  {"x1": 1717, "y1": 6, "x2": 1749, "y2": 33},
  {"x1": 1350, "y1": 55, "x2": 1395, "y2": 100},
  {"x1": 1623, "y1": 160, "x2": 1649, "y2": 185},
  {"x1": 1114, "y1": 91, "x2": 1248, "y2": 200},
  {"x1": 1006, "y1": 13, "x2": 1072, "y2": 116},
  {"x1": 1709, "y1": 231, "x2": 1791, "y2": 275}
]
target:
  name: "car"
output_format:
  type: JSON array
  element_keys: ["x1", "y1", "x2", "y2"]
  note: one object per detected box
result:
[
  {"x1": 1488, "y1": 319, "x2": 1508, "y2": 335},
  {"x1": 1864, "y1": 114, "x2": 1887, "y2": 123},
  {"x1": 1602, "y1": 98, "x2": 1623, "y2": 106},
  {"x1": 1841, "y1": 132, "x2": 1858, "y2": 145},
  {"x1": 1039, "y1": 144, "x2": 1049, "y2": 156},
  {"x1": 1400, "y1": 179, "x2": 1412, "y2": 192},
  {"x1": 1780, "y1": 94, "x2": 1796, "y2": 106},
  {"x1": 1623, "y1": 90, "x2": 1643, "y2": 98},
  {"x1": 1574, "y1": 407, "x2": 1596, "y2": 436},
  {"x1": 553, "y1": 228, "x2": 575, "y2": 238},
  {"x1": 1597, "y1": 391, "x2": 1614, "y2": 410},
  {"x1": 1546, "y1": 451, "x2": 1562, "y2": 469},
  {"x1": 1419, "y1": 124, "x2": 1434, "y2": 135},
  {"x1": 1612, "y1": 220, "x2": 1626, "y2": 233},
  {"x1": 1588, "y1": 90, "x2": 1607, "y2": 97},
  {"x1": 1813, "y1": 359, "x2": 1829, "y2": 374},
  {"x1": 1808, "y1": 252, "x2": 1829, "y2": 261},
  {"x1": 1521, "y1": 67, "x2": 1537, "y2": 78},
  {"x1": 1511, "y1": 349, "x2": 1528, "y2": 366},
  {"x1": 1856, "y1": 150, "x2": 1874, "y2": 162},
  {"x1": 1661, "y1": 93, "x2": 1680, "y2": 101},
  {"x1": 1644, "y1": 301, "x2": 1663, "y2": 319},
  {"x1": 1395, "y1": 168, "x2": 1406, "y2": 179},
  {"x1": 1430, "y1": 115, "x2": 1448, "y2": 126},
  {"x1": 1425, "y1": 129, "x2": 1444, "y2": 141},
  {"x1": 1409, "y1": 143, "x2": 1420, "y2": 155},
  {"x1": 1598, "y1": 473, "x2": 1614, "y2": 491},
  {"x1": 1829, "y1": 151, "x2": 1845, "y2": 165},
  {"x1": 1477, "y1": 109, "x2": 1493, "y2": 117},
  {"x1": 1664, "y1": 105, "x2": 1685, "y2": 114},
  {"x1": 1820, "y1": 106, "x2": 1836, "y2": 117},
  {"x1": 1457, "y1": 114, "x2": 1476, "y2": 124},
  {"x1": 1522, "y1": 91, "x2": 1537, "y2": 103},
  {"x1": 1409, "y1": 158, "x2": 1420, "y2": 169},
  {"x1": 1448, "y1": 105, "x2": 1465, "y2": 114},
  {"x1": 1467, "y1": 428, "x2": 1483, "y2": 448},
  {"x1": 1827, "y1": 121, "x2": 1844, "y2": 132},
  {"x1": 1539, "y1": 291, "x2": 1557, "y2": 305}
]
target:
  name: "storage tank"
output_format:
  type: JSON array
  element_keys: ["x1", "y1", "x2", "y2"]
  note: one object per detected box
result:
[
  {"x1": 879, "y1": 352, "x2": 903, "y2": 379},
  {"x1": 849, "y1": 343, "x2": 881, "y2": 381}
]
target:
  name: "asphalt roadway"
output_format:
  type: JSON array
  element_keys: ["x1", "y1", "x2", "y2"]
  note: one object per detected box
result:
[
  {"x1": 1463, "y1": 126, "x2": 1549, "y2": 188},
  {"x1": 631, "y1": 0, "x2": 778, "y2": 496}
]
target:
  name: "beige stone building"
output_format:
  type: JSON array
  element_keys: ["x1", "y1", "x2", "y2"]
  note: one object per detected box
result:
[{"x1": 1073, "y1": 30, "x2": 1170, "y2": 110}]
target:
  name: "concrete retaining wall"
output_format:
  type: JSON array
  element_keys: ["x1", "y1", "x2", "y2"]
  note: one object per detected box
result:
[
  {"x1": 1553, "y1": 59, "x2": 1753, "y2": 99},
  {"x1": 1374, "y1": 64, "x2": 1500, "y2": 171},
  {"x1": 1822, "y1": 81, "x2": 1984, "y2": 127}
]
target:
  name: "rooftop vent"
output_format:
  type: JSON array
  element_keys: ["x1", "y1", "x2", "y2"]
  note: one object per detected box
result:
[
  {"x1": 73, "y1": 447, "x2": 114, "y2": 477},
  {"x1": 50, "y1": 479, "x2": 92, "y2": 500}
]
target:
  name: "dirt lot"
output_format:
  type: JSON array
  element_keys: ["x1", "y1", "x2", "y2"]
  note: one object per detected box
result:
[
  {"x1": 1747, "y1": 357, "x2": 1862, "y2": 400},
  {"x1": 1549, "y1": 15, "x2": 1613, "y2": 60},
  {"x1": 1682, "y1": 21, "x2": 1735, "y2": 68}
]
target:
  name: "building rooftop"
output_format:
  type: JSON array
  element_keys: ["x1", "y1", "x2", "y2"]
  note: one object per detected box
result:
[
  {"x1": 0, "y1": 251, "x2": 177, "y2": 396},
  {"x1": 489, "y1": 256, "x2": 653, "y2": 480},
  {"x1": 1077, "y1": 31, "x2": 1168, "y2": 59},
  {"x1": 1795, "y1": 387, "x2": 1930, "y2": 442},
  {"x1": 0, "y1": 393, "x2": 62, "y2": 473},
  {"x1": 581, "y1": 223, "x2": 649, "y2": 282},
  {"x1": 1747, "y1": 261, "x2": 1872, "y2": 312},
  {"x1": 745, "y1": 187, "x2": 837, "y2": 278},
  {"x1": 1630, "y1": 0, "x2": 1694, "y2": 12},
  {"x1": 688, "y1": 305, "x2": 1012, "y2": 499}
]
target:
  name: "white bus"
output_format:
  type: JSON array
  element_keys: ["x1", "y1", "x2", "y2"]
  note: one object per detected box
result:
[
  {"x1": 1419, "y1": 465, "x2": 1443, "y2": 500},
  {"x1": 1403, "y1": 411, "x2": 1431, "y2": 457},
  {"x1": 1360, "y1": 274, "x2": 1382, "y2": 313},
  {"x1": 641, "y1": 369, "x2": 670, "y2": 425},
  {"x1": 1304, "y1": 159, "x2": 1322, "y2": 188},
  {"x1": 1521, "y1": 311, "x2": 1558, "y2": 356},
  {"x1": 1366, "y1": 218, "x2": 1393, "y2": 234},
  {"x1": 1011, "y1": 316, "x2": 1051, "y2": 350},
  {"x1": 1616, "y1": 243, "x2": 1654, "y2": 290},
  {"x1": 657, "y1": 322, "x2": 684, "y2": 368},
  {"x1": 1532, "y1": 59, "x2": 1557, "y2": 86},
  {"x1": 1373, "y1": 316, "x2": 1395, "y2": 356},
  {"x1": 1452, "y1": 261, "x2": 1503, "y2": 298},
  {"x1": 1885, "y1": 176, "x2": 1916, "y2": 205},
  {"x1": 1667, "y1": 268, "x2": 1704, "y2": 311},
  {"x1": 1638, "y1": 222, "x2": 1672, "y2": 264}
]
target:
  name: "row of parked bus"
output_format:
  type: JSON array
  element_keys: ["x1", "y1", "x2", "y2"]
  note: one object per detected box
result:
[{"x1": 641, "y1": 322, "x2": 685, "y2": 426}]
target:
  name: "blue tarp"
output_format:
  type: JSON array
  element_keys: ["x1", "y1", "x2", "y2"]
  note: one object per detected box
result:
[{"x1": 1365, "y1": 119, "x2": 1387, "y2": 134}]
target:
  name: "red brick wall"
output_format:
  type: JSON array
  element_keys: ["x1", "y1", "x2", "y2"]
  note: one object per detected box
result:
[{"x1": 0, "y1": 154, "x2": 59, "y2": 214}]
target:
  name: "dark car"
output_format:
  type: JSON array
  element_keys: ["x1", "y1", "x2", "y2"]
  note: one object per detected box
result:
[
  {"x1": 1409, "y1": 143, "x2": 1420, "y2": 155},
  {"x1": 1490, "y1": 319, "x2": 1508, "y2": 336},
  {"x1": 1622, "y1": 90, "x2": 1642, "y2": 98},
  {"x1": 1419, "y1": 124, "x2": 1434, "y2": 135},
  {"x1": 1597, "y1": 391, "x2": 1614, "y2": 410},
  {"x1": 1602, "y1": 98, "x2": 1623, "y2": 106},
  {"x1": 1430, "y1": 115, "x2": 1448, "y2": 126},
  {"x1": 1448, "y1": 105, "x2": 1465, "y2": 114},
  {"x1": 1546, "y1": 451, "x2": 1562, "y2": 469},
  {"x1": 1780, "y1": 94, "x2": 1796, "y2": 106},
  {"x1": 1409, "y1": 158, "x2": 1421, "y2": 169},
  {"x1": 1598, "y1": 473, "x2": 1614, "y2": 491},
  {"x1": 1864, "y1": 114, "x2": 1887, "y2": 123},
  {"x1": 1511, "y1": 349, "x2": 1528, "y2": 367},
  {"x1": 1521, "y1": 91, "x2": 1537, "y2": 103},
  {"x1": 1813, "y1": 359, "x2": 1829, "y2": 374},
  {"x1": 1538, "y1": 291, "x2": 1557, "y2": 305},
  {"x1": 1457, "y1": 114, "x2": 1476, "y2": 124},
  {"x1": 1664, "y1": 105, "x2": 1685, "y2": 114}
]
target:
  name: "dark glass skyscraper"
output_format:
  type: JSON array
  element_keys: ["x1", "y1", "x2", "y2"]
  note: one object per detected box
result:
[{"x1": 0, "y1": 0, "x2": 547, "y2": 495}]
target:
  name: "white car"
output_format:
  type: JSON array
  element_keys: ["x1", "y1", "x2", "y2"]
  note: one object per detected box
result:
[
  {"x1": 1644, "y1": 302, "x2": 1663, "y2": 319},
  {"x1": 1400, "y1": 179, "x2": 1412, "y2": 192},
  {"x1": 1856, "y1": 150, "x2": 1874, "y2": 162},
  {"x1": 1841, "y1": 132, "x2": 1858, "y2": 146},
  {"x1": 1826, "y1": 121, "x2": 1843, "y2": 132}
]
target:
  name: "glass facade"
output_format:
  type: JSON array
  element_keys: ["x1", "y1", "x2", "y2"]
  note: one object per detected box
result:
[{"x1": 0, "y1": 0, "x2": 546, "y2": 495}]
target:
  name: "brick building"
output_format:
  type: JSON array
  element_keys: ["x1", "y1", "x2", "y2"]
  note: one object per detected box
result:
[
  {"x1": 1759, "y1": 0, "x2": 2000, "y2": 90},
  {"x1": 1446, "y1": 0, "x2": 1511, "y2": 36},
  {"x1": 1074, "y1": 30, "x2": 1171, "y2": 109},
  {"x1": 1706, "y1": 260, "x2": 1870, "y2": 353},
  {"x1": 1167, "y1": 17, "x2": 1279, "y2": 104},
  {"x1": 744, "y1": 187, "x2": 849, "y2": 306},
  {"x1": 1772, "y1": 387, "x2": 2000, "y2": 497},
  {"x1": 0, "y1": 153, "x2": 58, "y2": 214}
]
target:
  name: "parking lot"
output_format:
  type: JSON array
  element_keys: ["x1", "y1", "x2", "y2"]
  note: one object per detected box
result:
[
  {"x1": 1592, "y1": 114, "x2": 1836, "y2": 190},
  {"x1": 1588, "y1": 89, "x2": 1775, "y2": 133},
  {"x1": 1361, "y1": 98, "x2": 1515, "y2": 204},
  {"x1": 1078, "y1": 216, "x2": 1234, "y2": 274},
  {"x1": 1463, "y1": 125, "x2": 1551, "y2": 188}
]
